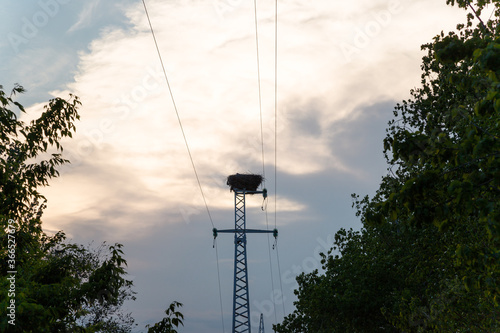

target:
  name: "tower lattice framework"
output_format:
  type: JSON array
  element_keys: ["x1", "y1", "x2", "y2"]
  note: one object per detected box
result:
[{"x1": 214, "y1": 188, "x2": 277, "y2": 333}]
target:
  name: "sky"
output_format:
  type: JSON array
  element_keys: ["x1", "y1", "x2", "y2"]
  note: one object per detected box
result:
[{"x1": 0, "y1": 0, "x2": 474, "y2": 332}]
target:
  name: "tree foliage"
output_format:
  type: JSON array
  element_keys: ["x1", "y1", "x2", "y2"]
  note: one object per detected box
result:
[
  {"x1": 276, "y1": 1, "x2": 500, "y2": 331},
  {"x1": 0, "y1": 85, "x2": 136, "y2": 332},
  {"x1": 146, "y1": 301, "x2": 184, "y2": 333},
  {"x1": 363, "y1": 0, "x2": 500, "y2": 300},
  {"x1": 276, "y1": 222, "x2": 497, "y2": 332}
]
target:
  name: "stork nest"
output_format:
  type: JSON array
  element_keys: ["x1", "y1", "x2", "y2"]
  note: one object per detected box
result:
[{"x1": 226, "y1": 173, "x2": 263, "y2": 192}]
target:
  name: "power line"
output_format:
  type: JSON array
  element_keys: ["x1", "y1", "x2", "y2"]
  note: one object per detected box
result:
[
  {"x1": 274, "y1": 0, "x2": 278, "y2": 231},
  {"x1": 253, "y1": 0, "x2": 280, "y2": 328},
  {"x1": 141, "y1": 2, "x2": 226, "y2": 331},
  {"x1": 214, "y1": 240, "x2": 226, "y2": 333},
  {"x1": 273, "y1": 0, "x2": 286, "y2": 320},
  {"x1": 141, "y1": 0, "x2": 215, "y2": 229},
  {"x1": 275, "y1": 241, "x2": 286, "y2": 317},
  {"x1": 254, "y1": 0, "x2": 266, "y2": 182}
]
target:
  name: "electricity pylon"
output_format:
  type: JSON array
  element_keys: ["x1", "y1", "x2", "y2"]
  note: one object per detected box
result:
[
  {"x1": 213, "y1": 187, "x2": 277, "y2": 333},
  {"x1": 258, "y1": 313, "x2": 265, "y2": 333}
]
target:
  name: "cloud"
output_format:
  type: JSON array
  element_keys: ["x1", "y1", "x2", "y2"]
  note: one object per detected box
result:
[
  {"x1": 327, "y1": 100, "x2": 396, "y2": 180},
  {"x1": 67, "y1": 0, "x2": 101, "y2": 33},
  {"x1": 30, "y1": 0, "x2": 467, "y2": 248}
]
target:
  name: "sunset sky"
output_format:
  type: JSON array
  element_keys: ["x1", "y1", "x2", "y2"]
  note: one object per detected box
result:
[{"x1": 0, "y1": 0, "x2": 475, "y2": 331}]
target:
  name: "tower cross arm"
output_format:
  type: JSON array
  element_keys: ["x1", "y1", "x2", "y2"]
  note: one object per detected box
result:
[
  {"x1": 217, "y1": 228, "x2": 276, "y2": 234},
  {"x1": 213, "y1": 228, "x2": 278, "y2": 238}
]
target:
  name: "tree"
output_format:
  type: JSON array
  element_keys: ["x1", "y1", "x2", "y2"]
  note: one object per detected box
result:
[
  {"x1": 0, "y1": 85, "x2": 136, "y2": 332},
  {"x1": 275, "y1": 1, "x2": 500, "y2": 331},
  {"x1": 146, "y1": 302, "x2": 184, "y2": 333},
  {"x1": 275, "y1": 225, "x2": 403, "y2": 332},
  {"x1": 1, "y1": 235, "x2": 137, "y2": 332},
  {"x1": 276, "y1": 222, "x2": 497, "y2": 332},
  {"x1": 360, "y1": 0, "x2": 500, "y2": 302}
]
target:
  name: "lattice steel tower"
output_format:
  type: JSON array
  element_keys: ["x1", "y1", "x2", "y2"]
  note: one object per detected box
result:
[{"x1": 213, "y1": 175, "x2": 277, "y2": 333}]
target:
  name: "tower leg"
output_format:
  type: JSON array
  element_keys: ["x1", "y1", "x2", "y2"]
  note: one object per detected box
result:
[
  {"x1": 258, "y1": 313, "x2": 265, "y2": 333},
  {"x1": 232, "y1": 190, "x2": 251, "y2": 333}
]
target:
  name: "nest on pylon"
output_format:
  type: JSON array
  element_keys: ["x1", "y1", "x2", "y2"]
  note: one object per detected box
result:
[{"x1": 226, "y1": 173, "x2": 263, "y2": 192}]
